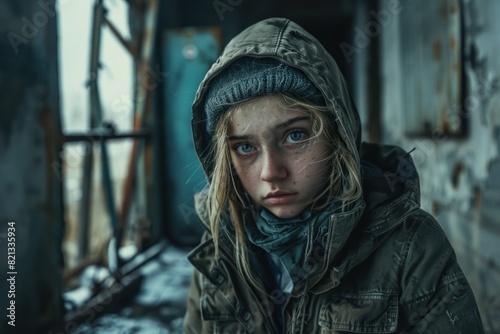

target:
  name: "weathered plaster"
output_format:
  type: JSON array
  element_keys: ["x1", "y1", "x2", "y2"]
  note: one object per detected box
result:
[{"x1": 372, "y1": 0, "x2": 500, "y2": 331}]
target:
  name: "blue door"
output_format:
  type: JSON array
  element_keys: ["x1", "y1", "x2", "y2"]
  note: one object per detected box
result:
[{"x1": 162, "y1": 27, "x2": 220, "y2": 245}]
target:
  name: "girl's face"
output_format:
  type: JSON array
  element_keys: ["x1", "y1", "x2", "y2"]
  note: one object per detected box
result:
[{"x1": 228, "y1": 95, "x2": 330, "y2": 219}]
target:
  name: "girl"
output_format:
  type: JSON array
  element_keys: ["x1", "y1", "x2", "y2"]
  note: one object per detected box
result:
[{"x1": 184, "y1": 17, "x2": 484, "y2": 333}]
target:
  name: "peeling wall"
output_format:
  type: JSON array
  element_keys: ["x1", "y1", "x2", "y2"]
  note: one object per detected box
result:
[{"x1": 370, "y1": 0, "x2": 500, "y2": 332}]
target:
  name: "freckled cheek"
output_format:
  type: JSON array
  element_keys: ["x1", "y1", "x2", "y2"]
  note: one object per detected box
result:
[
  {"x1": 294, "y1": 153, "x2": 328, "y2": 178},
  {"x1": 235, "y1": 165, "x2": 261, "y2": 189},
  {"x1": 247, "y1": 168, "x2": 262, "y2": 185},
  {"x1": 293, "y1": 153, "x2": 315, "y2": 175}
]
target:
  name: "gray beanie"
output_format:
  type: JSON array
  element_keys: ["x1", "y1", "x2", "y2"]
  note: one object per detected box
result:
[{"x1": 204, "y1": 57, "x2": 324, "y2": 135}]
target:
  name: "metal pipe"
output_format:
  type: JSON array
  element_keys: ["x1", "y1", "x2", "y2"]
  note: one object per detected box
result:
[
  {"x1": 118, "y1": 0, "x2": 159, "y2": 245},
  {"x1": 78, "y1": 0, "x2": 106, "y2": 262},
  {"x1": 103, "y1": 15, "x2": 136, "y2": 57},
  {"x1": 63, "y1": 130, "x2": 151, "y2": 143}
]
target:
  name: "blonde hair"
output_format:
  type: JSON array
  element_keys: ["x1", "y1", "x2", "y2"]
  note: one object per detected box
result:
[{"x1": 207, "y1": 93, "x2": 362, "y2": 290}]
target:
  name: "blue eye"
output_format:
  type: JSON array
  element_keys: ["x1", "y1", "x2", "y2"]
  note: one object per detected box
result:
[
  {"x1": 285, "y1": 130, "x2": 306, "y2": 143},
  {"x1": 235, "y1": 143, "x2": 255, "y2": 155}
]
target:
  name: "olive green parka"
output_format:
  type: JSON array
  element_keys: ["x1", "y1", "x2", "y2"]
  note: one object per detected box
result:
[{"x1": 184, "y1": 17, "x2": 484, "y2": 334}]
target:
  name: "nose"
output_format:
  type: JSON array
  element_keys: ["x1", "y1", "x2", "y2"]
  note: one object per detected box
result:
[{"x1": 260, "y1": 148, "x2": 287, "y2": 182}]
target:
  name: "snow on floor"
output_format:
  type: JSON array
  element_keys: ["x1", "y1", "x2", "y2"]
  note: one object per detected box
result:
[{"x1": 71, "y1": 245, "x2": 194, "y2": 334}]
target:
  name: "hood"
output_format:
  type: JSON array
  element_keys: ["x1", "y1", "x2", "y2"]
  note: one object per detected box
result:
[{"x1": 191, "y1": 17, "x2": 361, "y2": 178}]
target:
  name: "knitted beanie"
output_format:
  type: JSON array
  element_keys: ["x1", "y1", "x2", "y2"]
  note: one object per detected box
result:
[{"x1": 204, "y1": 57, "x2": 324, "y2": 135}]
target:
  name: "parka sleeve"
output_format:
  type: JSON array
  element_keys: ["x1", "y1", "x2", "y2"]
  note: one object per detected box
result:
[
  {"x1": 397, "y1": 211, "x2": 485, "y2": 333},
  {"x1": 183, "y1": 268, "x2": 203, "y2": 334}
]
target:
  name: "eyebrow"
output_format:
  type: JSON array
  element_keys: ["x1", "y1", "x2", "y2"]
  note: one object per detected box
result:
[{"x1": 227, "y1": 115, "x2": 310, "y2": 141}]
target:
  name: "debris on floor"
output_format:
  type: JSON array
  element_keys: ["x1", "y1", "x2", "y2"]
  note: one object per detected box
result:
[{"x1": 63, "y1": 244, "x2": 193, "y2": 334}]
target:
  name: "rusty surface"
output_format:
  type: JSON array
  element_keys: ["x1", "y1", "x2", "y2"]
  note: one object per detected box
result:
[
  {"x1": 104, "y1": 16, "x2": 136, "y2": 57},
  {"x1": 440, "y1": 105, "x2": 450, "y2": 134},
  {"x1": 71, "y1": 0, "x2": 160, "y2": 268},
  {"x1": 377, "y1": 0, "x2": 500, "y2": 331},
  {"x1": 400, "y1": 0, "x2": 463, "y2": 137},
  {"x1": 473, "y1": 185, "x2": 481, "y2": 211},
  {"x1": 440, "y1": 0, "x2": 448, "y2": 20},
  {"x1": 451, "y1": 161, "x2": 465, "y2": 188},
  {"x1": 0, "y1": 1, "x2": 64, "y2": 332},
  {"x1": 450, "y1": 35, "x2": 457, "y2": 50},
  {"x1": 78, "y1": 0, "x2": 107, "y2": 263},
  {"x1": 431, "y1": 201, "x2": 440, "y2": 217},
  {"x1": 433, "y1": 39, "x2": 442, "y2": 61},
  {"x1": 119, "y1": 0, "x2": 159, "y2": 237},
  {"x1": 119, "y1": 133, "x2": 138, "y2": 226}
]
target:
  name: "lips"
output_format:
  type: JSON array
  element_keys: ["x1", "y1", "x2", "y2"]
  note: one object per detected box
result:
[{"x1": 263, "y1": 192, "x2": 298, "y2": 205}]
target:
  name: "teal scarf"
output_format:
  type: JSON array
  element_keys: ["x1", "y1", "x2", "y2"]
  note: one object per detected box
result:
[{"x1": 244, "y1": 204, "x2": 338, "y2": 278}]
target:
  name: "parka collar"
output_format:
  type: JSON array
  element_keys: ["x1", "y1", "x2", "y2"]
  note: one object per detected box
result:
[
  {"x1": 294, "y1": 198, "x2": 366, "y2": 295},
  {"x1": 188, "y1": 188, "x2": 367, "y2": 296}
]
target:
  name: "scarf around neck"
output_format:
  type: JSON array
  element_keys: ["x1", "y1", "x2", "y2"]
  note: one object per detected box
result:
[{"x1": 244, "y1": 204, "x2": 338, "y2": 278}]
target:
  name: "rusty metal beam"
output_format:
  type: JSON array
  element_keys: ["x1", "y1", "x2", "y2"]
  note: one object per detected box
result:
[
  {"x1": 63, "y1": 130, "x2": 151, "y2": 143},
  {"x1": 103, "y1": 16, "x2": 137, "y2": 57},
  {"x1": 78, "y1": 0, "x2": 106, "y2": 263},
  {"x1": 118, "y1": 0, "x2": 159, "y2": 246}
]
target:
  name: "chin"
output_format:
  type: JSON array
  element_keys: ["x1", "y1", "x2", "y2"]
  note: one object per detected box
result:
[{"x1": 268, "y1": 207, "x2": 303, "y2": 219}]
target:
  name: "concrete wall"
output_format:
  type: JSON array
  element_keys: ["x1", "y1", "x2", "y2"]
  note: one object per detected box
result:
[
  {"x1": 0, "y1": 0, "x2": 64, "y2": 333},
  {"x1": 363, "y1": 0, "x2": 500, "y2": 332}
]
